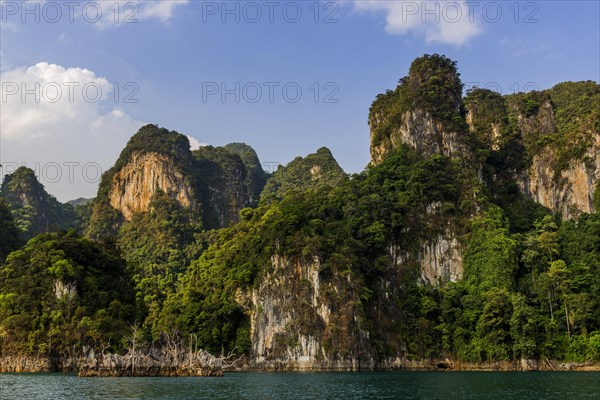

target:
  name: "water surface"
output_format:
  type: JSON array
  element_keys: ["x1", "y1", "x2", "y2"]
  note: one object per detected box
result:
[{"x1": 1, "y1": 371, "x2": 599, "y2": 399}]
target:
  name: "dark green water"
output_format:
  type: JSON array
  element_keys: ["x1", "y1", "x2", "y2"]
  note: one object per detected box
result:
[{"x1": 1, "y1": 371, "x2": 599, "y2": 399}]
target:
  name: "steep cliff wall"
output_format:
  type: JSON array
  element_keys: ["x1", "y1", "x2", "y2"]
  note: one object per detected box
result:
[
  {"x1": 109, "y1": 151, "x2": 194, "y2": 221},
  {"x1": 88, "y1": 125, "x2": 268, "y2": 235},
  {"x1": 513, "y1": 100, "x2": 599, "y2": 220},
  {"x1": 518, "y1": 141, "x2": 599, "y2": 219},
  {"x1": 465, "y1": 84, "x2": 600, "y2": 221},
  {"x1": 247, "y1": 255, "x2": 374, "y2": 370},
  {"x1": 370, "y1": 109, "x2": 468, "y2": 165},
  {"x1": 193, "y1": 145, "x2": 251, "y2": 228}
]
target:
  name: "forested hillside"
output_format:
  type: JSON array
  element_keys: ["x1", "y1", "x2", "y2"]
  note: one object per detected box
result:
[{"x1": 1, "y1": 55, "x2": 598, "y2": 371}]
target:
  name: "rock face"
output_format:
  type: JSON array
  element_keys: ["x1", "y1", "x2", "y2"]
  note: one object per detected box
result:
[
  {"x1": 193, "y1": 145, "x2": 257, "y2": 228},
  {"x1": 223, "y1": 143, "x2": 269, "y2": 207},
  {"x1": 248, "y1": 255, "x2": 374, "y2": 370},
  {"x1": 519, "y1": 143, "x2": 599, "y2": 219},
  {"x1": 109, "y1": 152, "x2": 194, "y2": 221},
  {"x1": 370, "y1": 109, "x2": 468, "y2": 165},
  {"x1": 0, "y1": 356, "x2": 54, "y2": 372},
  {"x1": 418, "y1": 233, "x2": 464, "y2": 284},
  {"x1": 464, "y1": 87, "x2": 600, "y2": 220},
  {"x1": 89, "y1": 125, "x2": 268, "y2": 234},
  {"x1": 512, "y1": 101, "x2": 600, "y2": 220},
  {"x1": 389, "y1": 231, "x2": 464, "y2": 285}
]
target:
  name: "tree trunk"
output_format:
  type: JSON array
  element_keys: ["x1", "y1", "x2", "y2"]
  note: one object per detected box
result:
[{"x1": 564, "y1": 302, "x2": 570, "y2": 338}]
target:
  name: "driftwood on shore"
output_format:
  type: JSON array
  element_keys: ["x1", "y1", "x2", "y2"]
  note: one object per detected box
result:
[
  {"x1": 77, "y1": 347, "x2": 224, "y2": 377},
  {"x1": 78, "y1": 332, "x2": 246, "y2": 377},
  {"x1": 1, "y1": 332, "x2": 244, "y2": 377}
]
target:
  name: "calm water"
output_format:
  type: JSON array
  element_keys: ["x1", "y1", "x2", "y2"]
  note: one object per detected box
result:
[{"x1": 1, "y1": 371, "x2": 599, "y2": 399}]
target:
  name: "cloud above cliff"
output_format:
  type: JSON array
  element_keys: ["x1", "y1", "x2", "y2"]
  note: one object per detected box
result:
[
  {"x1": 352, "y1": 0, "x2": 482, "y2": 45},
  {"x1": 186, "y1": 136, "x2": 208, "y2": 151},
  {"x1": 0, "y1": 62, "x2": 143, "y2": 201}
]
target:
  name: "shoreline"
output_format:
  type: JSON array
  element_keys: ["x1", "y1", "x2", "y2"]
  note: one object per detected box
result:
[{"x1": 2, "y1": 356, "x2": 599, "y2": 375}]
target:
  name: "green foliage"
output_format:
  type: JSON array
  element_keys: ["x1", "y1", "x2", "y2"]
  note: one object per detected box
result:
[
  {"x1": 464, "y1": 88, "x2": 508, "y2": 147},
  {"x1": 158, "y1": 212, "x2": 268, "y2": 354},
  {"x1": 405, "y1": 54, "x2": 466, "y2": 131},
  {"x1": 193, "y1": 145, "x2": 249, "y2": 228},
  {"x1": 112, "y1": 124, "x2": 192, "y2": 174},
  {"x1": 117, "y1": 193, "x2": 202, "y2": 339},
  {"x1": 369, "y1": 54, "x2": 468, "y2": 162},
  {"x1": 261, "y1": 147, "x2": 347, "y2": 200},
  {"x1": 464, "y1": 205, "x2": 518, "y2": 291},
  {"x1": 1, "y1": 60, "x2": 598, "y2": 367},
  {"x1": 0, "y1": 231, "x2": 134, "y2": 356},
  {"x1": 503, "y1": 81, "x2": 600, "y2": 174},
  {"x1": 224, "y1": 142, "x2": 269, "y2": 206},
  {"x1": 0, "y1": 198, "x2": 21, "y2": 263},
  {"x1": 1, "y1": 167, "x2": 80, "y2": 239}
]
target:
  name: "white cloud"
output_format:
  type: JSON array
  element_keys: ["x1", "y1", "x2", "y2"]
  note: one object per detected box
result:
[
  {"x1": 186, "y1": 135, "x2": 207, "y2": 151},
  {"x1": 0, "y1": 0, "x2": 189, "y2": 31},
  {"x1": 91, "y1": 0, "x2": 190, "y2": 29},
  {"x1": 141, "y1": 0, "x2": 190, "y2": 22},
  {"x1": 0, "y1": 62, "x2": 144, "y2": 201},
  {"x1": 352, "y1": 0, "x2": 481, "y2": 46}
]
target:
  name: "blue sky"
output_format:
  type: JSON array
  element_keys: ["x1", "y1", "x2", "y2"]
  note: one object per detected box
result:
[{"x1": 1, "y1": 0, "x2": 599, "y2": 201}]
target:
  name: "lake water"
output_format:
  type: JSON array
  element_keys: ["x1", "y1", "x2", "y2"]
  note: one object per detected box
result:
[{"x1": 1, "y1": 371, "x2": 599, "y2": 399}]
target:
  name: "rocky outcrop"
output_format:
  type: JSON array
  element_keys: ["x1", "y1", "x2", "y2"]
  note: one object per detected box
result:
[
  {"x1": 518, "y1": 136, "x2": 599, "y2": 220},
  {"x1": 223, "y1": 143, "x2": 269, "y2": 207},
  {"x1": 0, "y1": 355, "x2": 54, "y2": 372},
  {"x1": 247, "y1": 255, "x2": 374, "y2": 370},
  {"x1": 370, "y1": 109, "x2": 468, "y2": 165},
  {"x1": 389, "y1": 233, "x2": 463, "y2": 285},
  {"x1": 494, "y1": 98, "x2": 599, "y2": 220},
  {"x1": 0, "y1": 349, "x2": 224, "y2": 376},
  {"x1": 89, "y1": 125, "x2": 269, "y2": 233},
  {"x1": 193, "y1": 146, "x2": 250, "y2": 228},
  {"x1": 77, "y1": 348, "x2": 223, "y2": 377},
  {"x1": 109, "y1": 152, "x2": 194, "y2": 221}
]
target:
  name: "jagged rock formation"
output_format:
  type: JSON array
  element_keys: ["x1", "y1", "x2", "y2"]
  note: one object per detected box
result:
[
  {"x1": 368, "y1": 55, "x2": 473, "y2": 284},
  {"x1": 262, "y1": 147, "x2": 346, "y2": 198},
  {"x1": 88, "y1": 125, "x2": 268, "y2": 236},
  {"x1": 0, "y1": 167, "x2": 79, "y2": 239},
  {"x1": 369, "y1": 54, "x2": 468, "y2": 165},
  {"x1": 77, "y1": 345, "x2": 224, "y2": 377},
  {"x1": 224, "y1": 143, "x2": 269, "y2": 207},
  {"x1": 511, "y1": 93, "x2": 599, "y2": 219},
  {"x1": 519, "y1": 142, "x2": 599, "y2": 219},
  {"x1": 370, "y1": 109, "x2": 468, "y2": 164},
  {"x1": 369, "y1": 58, "x2": 598, "y2": 285},
  {"x1": 465, "y1": 81, "x2": 600, "y2": 220},
  {"x1": 109, "y1": 151, "x2": 195, "y2": 221}
]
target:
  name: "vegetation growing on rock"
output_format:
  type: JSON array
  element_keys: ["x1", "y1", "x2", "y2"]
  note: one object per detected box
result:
[{"x1": 0, "y1": 54, "x2": 599, "y2": 371}]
